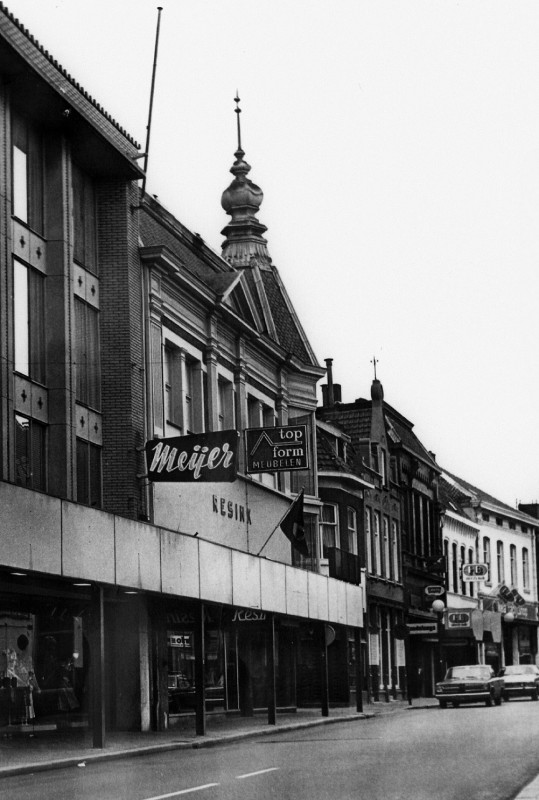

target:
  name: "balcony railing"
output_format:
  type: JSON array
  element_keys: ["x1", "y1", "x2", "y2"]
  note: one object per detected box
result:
[{"x1": 326, "y1": 547, "x2": 361, "y2": 585}]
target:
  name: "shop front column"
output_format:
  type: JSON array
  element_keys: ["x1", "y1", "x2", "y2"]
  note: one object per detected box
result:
[
  {"x1": 91, "y1": 585, "x2": 105, "y2": 749},
  {"x1": 355, "y1": 627, "x2": 363, "y2": 713},
  {"x1": 267, "y1": 614, "x2": 277, "y2": 725},
  {"x1": 320, "y1": 624, "x2": 329, "y2": 717},
  {"x1": 194, "y1": 602, "x2": 206, "y2": 736}
]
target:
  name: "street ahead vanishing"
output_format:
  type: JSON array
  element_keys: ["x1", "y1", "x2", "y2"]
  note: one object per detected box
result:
[{"x1": 2, "y1": 700, "x2": 539, "y2": 800}]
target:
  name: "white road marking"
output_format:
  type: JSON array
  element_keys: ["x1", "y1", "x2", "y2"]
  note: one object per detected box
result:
[
  {"x1": 144, "y1": 784, "x2": 220, "y2": 800},
  {"x1": 236, "y1": 767, "x2": 279, "y2": 780}
]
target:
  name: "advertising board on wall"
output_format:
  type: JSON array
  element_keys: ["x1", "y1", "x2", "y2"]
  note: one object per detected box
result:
[
  {"x1": 145, "y1": 430, "x2": 239, "y2": 483},
  {"x1": 245, "y1": 425, "x2": 309, "y2": 473}
]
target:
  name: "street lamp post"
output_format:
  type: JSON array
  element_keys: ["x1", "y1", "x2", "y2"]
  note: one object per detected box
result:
[
  {"x1": 502, "y1": 607, "x2": 515, "y2": 669},
  {"x1": 432, "y1": 599, "x2": 445, "y2": 683}
]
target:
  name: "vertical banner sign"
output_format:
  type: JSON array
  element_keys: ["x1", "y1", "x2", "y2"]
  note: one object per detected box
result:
[
  {"x1": 245, "y1": 425, "x2": 309, "y2": 473},
  {"x1": 145, "y1": 430, "x2": 239, "y2": 482}
]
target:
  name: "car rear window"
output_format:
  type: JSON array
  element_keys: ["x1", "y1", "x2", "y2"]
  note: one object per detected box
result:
[{"x1": 446, "y1": 666, "x2": 492, "y2": 680}]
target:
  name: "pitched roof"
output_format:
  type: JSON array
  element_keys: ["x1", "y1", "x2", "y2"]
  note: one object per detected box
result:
[
  {"x1": 442, "y1": 469, "x2": 539, "y2": 526},
  {"x1": 383, "y1": 403, "x2": 438, "y2": 468},
  {"x1": 317, "y1": 398, "x2": 438, "y2": 469},
  {"x1": 317, "y1": 401, "x2": 372, "y2": 443},
  {"x1": 316, "y1": 426, "x2": 354, "y2": 474},
  {"x1": 140, "y1": 198, "x2": 321, "y2": 368},
  {"x1": 439, "y1": 475, "x2": 473, "y2": 517},
  {"x1": 0, "y1": 3, "x2": 140, "y2": 154}
]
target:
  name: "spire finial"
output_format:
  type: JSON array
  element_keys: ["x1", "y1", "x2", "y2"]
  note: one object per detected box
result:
[
  {"x1": 371, "y1": 356, "x2": 379, "y2": 380},
  {"x1": 234, "y1": 92, "x2": 243, "y2": 154}
]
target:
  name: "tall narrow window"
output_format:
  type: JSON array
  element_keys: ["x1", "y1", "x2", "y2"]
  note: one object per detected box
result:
[
  {"x1": 76, "y1": 439, "x2": 102, "y2": 508},
  {"x1": 75, "y1": 299, "x2": 100, "y2": 409},
  {"x1": 15, "y1": 413, "x2": 46, "y2": 491},
  {"x1": 523, "y1": 548, "x2": 530, "y2": 591},
  {"x1": 184, "y1": 360, "x2": 194, "y2": 433},
  {"x1": 510, "y1": 545, "x2": 517, "y2": 586},
  {"x1": 72, "y1": 163, "x2": 97, "y2": 272},
  {"x1": 14, "y1": 260, "x2": 45, "y2": 383},
  {"x1": 483, "y1": 537, "x2": 491, "y2": 583},
  {"x1": 320, "y1": 503, "x2": 338, "y2": 558},
  {"x1": 217, "y1": 378, "x2": 235, "y2": 430},
  {"x1": 468, "y1": 548, "x2": 475, "y2": 598},
  {"x1": 392, "y1": 520, "x2": 400, "y2": 581},
  {"x1": 12, "y1": 114, "x2": 43, "y2": 233},
  {"x1": 452, "y1": 542, "x2": 458, "y2": 593},
  {"x1": 497, "y1": 541, "x2": 505, "y2": 584},
  {"x1": 460, "y1": 545, "x2": 466, "y2": 595},
  {"x1": 247, "y1": 395, "x2": 260, "y2": 428},
  {"x1": 444, "y1": 539, "x2": 449, "y2": 590},
  {"x1": 164, "y1": 345, "x2": 182, "y2": 428},
  {"x1": 373, "y1": 512, "x2": 381, "y2": 576},
  {"x1": 347, "y1": 507, "x2": 358, "y2": 556},
  {"x1": 383, "y1": 516, "x2": 391, "y2": 579},
  {"x1": 365, "y1": 509, "x2": 373, "y2": 573}
]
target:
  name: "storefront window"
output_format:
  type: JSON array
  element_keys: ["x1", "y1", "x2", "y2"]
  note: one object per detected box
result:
[
  {"x1": 166, "y1": 606, "x2": 296, "y2": 716},
  {"x1": 0, "y1": 605, "x2": 89, "y2": 732}
]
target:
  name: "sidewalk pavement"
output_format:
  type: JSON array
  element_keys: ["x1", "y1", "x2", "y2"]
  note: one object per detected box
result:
[{"x1": 0, "y1": 699, "x2": 438, "y2": 779}]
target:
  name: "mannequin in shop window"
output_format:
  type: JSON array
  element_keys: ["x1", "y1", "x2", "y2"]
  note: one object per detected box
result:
[{"x1": 3, "y1": 635, "x2": 40, "y2": 723}]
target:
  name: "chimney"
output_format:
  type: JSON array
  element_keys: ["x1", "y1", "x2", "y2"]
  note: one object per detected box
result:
[
  {"x1": 321, "y1": 358, "x2": 341, "y2": 407},
  {"x1": 325, "y1": 358, "x2": 334, "y2": 406}
]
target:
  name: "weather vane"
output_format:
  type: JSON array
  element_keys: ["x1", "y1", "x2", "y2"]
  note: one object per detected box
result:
[
  {"x1": 371, "y1": 356, "x2": 379, "y2": 380},
  {"x1": 234, "y1": 92, "x2": 242, "y2": 152}
]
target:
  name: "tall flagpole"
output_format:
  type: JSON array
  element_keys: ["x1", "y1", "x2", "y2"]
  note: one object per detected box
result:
[{"x1": 141, "y1": 6, "x2": 163, "y2": 198}]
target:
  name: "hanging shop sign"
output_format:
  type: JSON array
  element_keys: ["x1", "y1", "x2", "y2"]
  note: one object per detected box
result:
[
  {"x1": 145, "y1": 430, "x2": 239, "y2": 482},
  {"x1": 447, "y1": 611, "x2": 471, "y2": 629},
  {"x1": 462, "y1": 563, "x2": 489, "y2": 581},
  {"x1": 425, "y1": 585, "x2": 445, "y2": 597},
  {"x1": 245, "y1": 425, "x2": 309, "y2": 473},
  {"x1": 498, "y1": 584, "x2": 526, "y2": 606},
  {"x1": 407, "y1": 622, "x2": 438, "y2": 635}
]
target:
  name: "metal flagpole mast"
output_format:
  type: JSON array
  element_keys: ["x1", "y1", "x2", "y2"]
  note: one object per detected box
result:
[{"x1": 141, "y1": 6, "x2": 163, "y2": 198}]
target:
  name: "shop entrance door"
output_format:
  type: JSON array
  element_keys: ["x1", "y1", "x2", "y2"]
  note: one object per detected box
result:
[{"x1": 237, "y1": 627, "x2": 267, "y2": 715}]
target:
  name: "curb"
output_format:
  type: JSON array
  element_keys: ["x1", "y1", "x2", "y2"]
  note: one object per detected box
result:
[{"x1": 0, "y1": 713, "x2": 370, "y2": 779}]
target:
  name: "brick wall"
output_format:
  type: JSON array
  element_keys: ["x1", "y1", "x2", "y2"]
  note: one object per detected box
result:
[{"x1": 98, "y1": 181, "x2": 147, "y2": 519}]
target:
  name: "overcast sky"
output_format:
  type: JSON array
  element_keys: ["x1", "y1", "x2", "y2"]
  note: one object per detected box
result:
[{"x1": 6, "y1": 0, "x2": 539, "y2": 508}]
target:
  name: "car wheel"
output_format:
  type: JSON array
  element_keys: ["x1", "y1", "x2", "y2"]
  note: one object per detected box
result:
[
  {"x1": 439, "y1": 700, "x2": 447, "y2": 709},
  {"x1": 531, "y1": 690, "x2": 538, "y2": 701},
  {"x1": 452, "y1": 701, "x2": 460, "y2": 708},
  {"x1": 485, "y1": 693, "x2": 494, "y2": 707}
]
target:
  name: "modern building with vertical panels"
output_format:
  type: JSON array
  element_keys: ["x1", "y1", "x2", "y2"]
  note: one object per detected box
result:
[{"x1": 0, "y1": 4, "x2": 365, "y2": 752}]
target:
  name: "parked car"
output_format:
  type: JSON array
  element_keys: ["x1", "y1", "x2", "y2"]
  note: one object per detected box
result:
[
  {"x1": 435, "y1": 665, "x2": 504, "y2": 708},
  {"x1": 499, "y1": 664, "x2": 539, "y2": 701}
]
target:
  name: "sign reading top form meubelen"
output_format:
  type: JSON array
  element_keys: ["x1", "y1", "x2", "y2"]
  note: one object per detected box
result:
[
  {"x1": 245, "y1": 425, "x2": 309, "y2": 474},
  {"x1": 145, "y1": 430, "x2": 239, "y2": 482}
]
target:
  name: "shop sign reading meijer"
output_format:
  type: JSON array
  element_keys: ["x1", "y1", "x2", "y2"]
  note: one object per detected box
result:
[
  {"x1": 145, "y1": 430, "x2": 239, "y2": 482},
  {"x1": 245, "y1": 425, "x2": 309, "y2": 473}
]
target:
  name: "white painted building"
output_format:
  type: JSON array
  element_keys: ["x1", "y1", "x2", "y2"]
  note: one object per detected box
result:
[{"x1": 440, "y1": 471, "x2": 539, "y2": 672}]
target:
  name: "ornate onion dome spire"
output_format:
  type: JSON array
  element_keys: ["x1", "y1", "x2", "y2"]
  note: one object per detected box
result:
[{"x1": 221, "y1": 94, "x2": 271, "y2": 268}]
